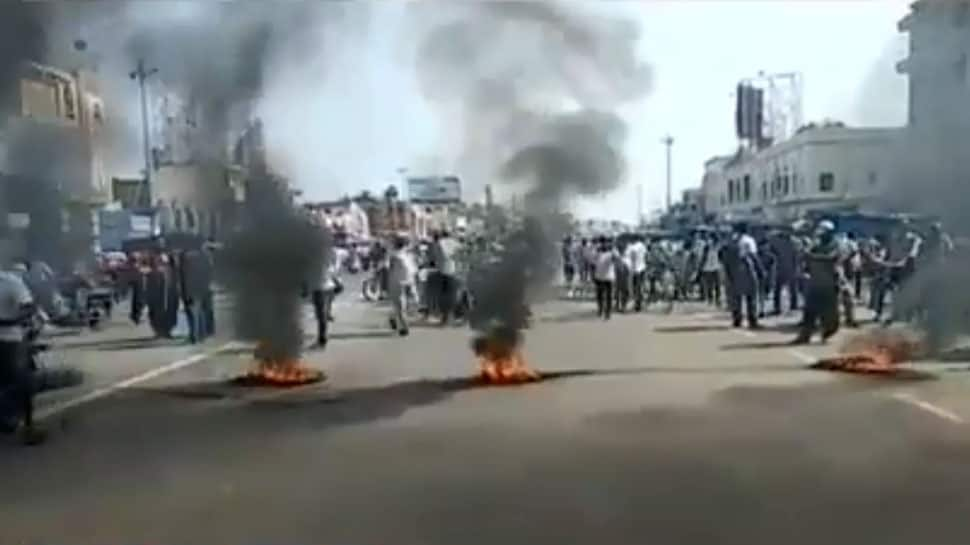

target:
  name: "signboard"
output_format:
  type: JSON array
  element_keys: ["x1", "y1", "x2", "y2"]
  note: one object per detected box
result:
[
  {"x1": 7, "y1": 213, "x2": 30, "y2": 229},
  {"x1": 130, "y1": 215, "x2": 152, "y2": 235},
  {"x1": 407, "y1": 176, "x2": 461, "y2": 204}
]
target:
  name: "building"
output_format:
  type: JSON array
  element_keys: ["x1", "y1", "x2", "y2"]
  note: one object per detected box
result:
[
  {"x1": 893, "y1": 0, "x2": 970, "y2": 227},
  {"x1": 147, "y1": 93, "x2": 255, "y2": 241},
  {"x1": 702, "y1": 124, "x2": 900, "y2": 222},
  {"x1": 897, "y1": 0, "x2": 970, "y2": 130},
  {"x1": 0, "y1": 61, "x2": 110, "y2": 267}
]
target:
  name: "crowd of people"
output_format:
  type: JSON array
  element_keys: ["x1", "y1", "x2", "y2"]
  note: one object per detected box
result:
[{"x1": 560, "y1": 218, "x2": 956, "y2": 344}]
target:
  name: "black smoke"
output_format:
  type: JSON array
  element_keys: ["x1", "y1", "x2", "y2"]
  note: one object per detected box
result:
[
  {"x1": 411, "y1": 1, "x2": 651, "y2": 337},
  {"x1": 220, "y1": 171, "x2": 328, "y2": 362}
]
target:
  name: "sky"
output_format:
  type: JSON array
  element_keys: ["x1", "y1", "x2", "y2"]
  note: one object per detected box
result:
[{"x1": 112, "y1": 1, "x2": 913, "y2": 222}]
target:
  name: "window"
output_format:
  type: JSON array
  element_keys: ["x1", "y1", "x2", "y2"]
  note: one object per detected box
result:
[
  {"x1": 956, "y1": 2, "x2": 969, "y2": 27},
  {"x1": 728, "y1": 180, "x2": 735, "y2": 203},
  {"x1": 819, "y1": 172, "x2": 835, "y2": 193},
  {"x1": 743, "y1": 175, "x2": 751, "y2": 201},
  {"x1": 761, "y1": 182, "x2": 767, "y2": 202},
  {"x1": 783, "y1": 175, "x2": 790, "y2": 195},
  {"x1": 61, "y1": 81, "x2": 76, "y2": 120},
  {"x1": 868, "y1": 171, "x2": 878, "y2": 186}
]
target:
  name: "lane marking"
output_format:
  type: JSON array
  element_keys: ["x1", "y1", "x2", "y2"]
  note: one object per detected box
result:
[
  {"x1": 36, "y1": 341, "x2": 241, "y2": 421},
  {"x1": 787, "y1": 349, "x2": 816, "y2": 364},
  {"x1": 890, "y1": 392, "x2": 964, "y2": 424}
]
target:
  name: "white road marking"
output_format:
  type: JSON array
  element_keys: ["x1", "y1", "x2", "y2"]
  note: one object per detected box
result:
[
  {"x1": 36, "y1": 341, "x2": 241, "y2": 421},
  {"x1": 787, "y1": 349, "x2": 816, "y2": 364},
  {"x1": 736, "y1": 330, "x2": 757, "y2": 338},
  {"x1": 890, "y1": 392, "x2": 964, "y2": 424}
]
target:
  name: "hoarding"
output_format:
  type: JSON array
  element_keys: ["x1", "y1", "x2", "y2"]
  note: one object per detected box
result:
[{"x1": 407, "y1": 175, "x2": 461, "y2": 203}]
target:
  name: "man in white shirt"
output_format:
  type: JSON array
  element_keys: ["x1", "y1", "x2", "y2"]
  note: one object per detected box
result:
[
  {"x1": 387, "y1": 235, "x2": 417, "y2": 336},
  {"x1": 593, "y1": 237, "x2": 618, "y2": 320},
  {"x1": 430, "y1": 230, "x2": 460, "y2": 325},
  {"x1": 624, "y1": 234, "x2": 648, "y2": 311},
  {"x1": 0, "y1": 270, "x2": 37, "y2": 437}
]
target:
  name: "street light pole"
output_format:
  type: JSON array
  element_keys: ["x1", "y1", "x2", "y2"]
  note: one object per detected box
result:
[
  {"x1": 662, "y1": 134, "x2": 674, "y2": 212},
  {"x1": 130, "y1": 59, "x2": 158, "y2": 211}
]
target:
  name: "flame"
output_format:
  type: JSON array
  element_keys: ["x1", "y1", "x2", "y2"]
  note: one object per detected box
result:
[
  {"x1": 235, "y1": 343, "x2": 325, "y2": 386},
  {"x1": 240, "y1": 359, "x2": 324, "y2": 386},
  {"x1": 478, "y1": 350, "x2": 540, "y2": 384},
  {"x1": 812, "y1": 329, "x2": 924, "y2": 375}
]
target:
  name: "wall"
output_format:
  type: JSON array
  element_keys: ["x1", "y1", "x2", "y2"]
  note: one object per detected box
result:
[{"x1": 703, "y1": 127, "x2": 899, "y2": 221}]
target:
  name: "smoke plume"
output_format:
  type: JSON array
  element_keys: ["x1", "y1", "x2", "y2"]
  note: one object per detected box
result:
[
  {"x1": 410, "y1": 1, "x2": 651, "y2": 334},
  {"x1": 220, "y1": 169, "x2": 328, "y2": 362},
  {"x1": 881, "y1": 12, "x2": 970, "y2": 353}
]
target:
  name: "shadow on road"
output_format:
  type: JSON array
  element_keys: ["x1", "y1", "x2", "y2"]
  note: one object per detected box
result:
[
  {"x1": 56, "y1": 336, "x2": 180, "y2": 352},
  {"x1": 329, "y1": 330, "x2": 398, "y2": 341},
  {"x1": 537, "y1": 309, "x2": 599, "y2": 324},
  {"x1": 654, "y1": 324, "x2": 734, "y2": 333},
  {"x1": 720, "y1": 340, "x2": 800, "y2": 351}
]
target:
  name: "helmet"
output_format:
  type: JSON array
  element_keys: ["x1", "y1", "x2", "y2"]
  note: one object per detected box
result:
[{"x1": 815, "y1": 220, "x2": 835, "y2": 234}]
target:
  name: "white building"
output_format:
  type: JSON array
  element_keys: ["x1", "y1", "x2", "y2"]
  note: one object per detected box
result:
[{"x1": 702, "y1": 124, "x2": 900, "y2": 222}]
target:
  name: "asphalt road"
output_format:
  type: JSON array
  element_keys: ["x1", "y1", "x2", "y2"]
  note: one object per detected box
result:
[{"x1": 4, "y1": 289, "x2": 970, "y2": 544}]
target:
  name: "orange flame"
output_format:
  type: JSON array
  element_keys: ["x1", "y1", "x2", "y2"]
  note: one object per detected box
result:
[
  {"x1": 236, "y1": 342, "x2": 325, "y2": 386},
  {"x1": 813, "y1": 329, "x2": 923, "y2": 374},
  {"x1": 478, "y1": 350, "x2": 540, "y2": 384}
]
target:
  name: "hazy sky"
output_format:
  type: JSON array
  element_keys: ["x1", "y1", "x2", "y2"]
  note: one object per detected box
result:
[{"x1": 119, "y1": 1, "x2": 911, "y2": 222}]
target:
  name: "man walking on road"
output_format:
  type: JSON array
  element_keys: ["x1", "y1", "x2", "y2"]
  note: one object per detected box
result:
[
  {"x1": 309, "y1": 244, "x2": 341, "y2": 348},
  {"x1": 387, "y1": 235, "x2": 417, "y2": 336},
  {"x1": 625, "y1": 234, "x2": 648, "y2": 312}
]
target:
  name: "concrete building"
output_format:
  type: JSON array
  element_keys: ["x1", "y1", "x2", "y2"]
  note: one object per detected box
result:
[
  {"x1": 893, "y1": 0, "x2": 970, "y2": 227},
  {"x1": 702, "y1": 124, "x2": 900, "y2": 222},
  {"x1": 897, "y1": 0, "x2": 970, "y2": 130},
  {"x1": 0, "y1": 61, "x2": 110, "y2": 267},
  {"x1": 148, "y1": 90, "x2": 253, "y2": 241}
]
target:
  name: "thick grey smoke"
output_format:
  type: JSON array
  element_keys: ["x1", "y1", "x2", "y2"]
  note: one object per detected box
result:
[
  {"x1": 880, "y1": 16, "x2": 970, "y2": 353},
  {"x1": 411, "y1": 1, "x2": 651, "y2": 335},
  {"x1": 220, "y1": 170, "x2": 327, "y2": 362},
  {"x1": 0, "y1": 3, "x2": 49, "y2": 103}
]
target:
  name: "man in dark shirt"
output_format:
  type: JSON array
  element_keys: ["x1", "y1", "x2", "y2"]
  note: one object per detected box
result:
[{"x1": 792, "y1": 221, "x2": 840, "y2": 344}]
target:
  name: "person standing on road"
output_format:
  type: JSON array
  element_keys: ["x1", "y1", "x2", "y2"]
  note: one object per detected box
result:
[
  {"x1": 146, "y1": 253, "x2": 179, "y2": 338},
  {"x1": 625, "y1": 234, "x2": 648, "y2": 312},
  {"x1": 387, "y1": 235, "x2": 417, "y2": 336},
  {"x1": 792, "y1": 221, "x2": 841, "y2": 344},
  {"x1": 308, "y1": 244, "x2": 342, "y2": 348},
  {"x1": 722, "y1": 223, "x2": 762, "y2": 329},
  {"x1": 769, "y1": 229, "x2": 800, "y2": 315},
  {"x1": 593, "y1": 236, "x2": 618, "y2": 320},
  {"x1": 614, "y1": 237, "x2": 631, "y2": 313},
  {"x1": 178, "y1": 247, "x2": 214, "y2": 344},
  {"x1": 698, "y1": 233, "x2": 721, "y2": 307},
  {"x1": 0, "y1": 269, "x2": 40, "y2": 442},
  {"x1": 430, "y1": 230, "x2": 460, "y2": 326},
  {"x1": 561, "y1": 236, "x2": 577, "y2": 298}
]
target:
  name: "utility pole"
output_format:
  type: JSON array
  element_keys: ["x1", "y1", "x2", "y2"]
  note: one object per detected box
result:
[
  {"x1": 130, "y1": 59, "x2": 158, "y2": 212},
  {"x1": 662, "y1": 134, "x2": 674, "y2": 212},
  {"x1": 636, "y1": 184, "x2": 643, "y2": 227}
]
